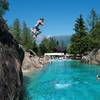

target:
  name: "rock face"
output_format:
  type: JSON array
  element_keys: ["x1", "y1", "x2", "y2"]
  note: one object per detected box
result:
[
  {"x1": 0, "y1": 30, "x2": 24, "y2": 100},
  {"x1": 81, "y1": 49, "x2": 100, "y2": 65},
  {"x1": 22, "y1": 52, "x2": 49, "y2": 71}
]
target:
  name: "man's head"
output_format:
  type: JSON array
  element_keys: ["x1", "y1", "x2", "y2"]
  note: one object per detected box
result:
[{"x1": 40, "y1": 18, "x2": 44, "y2": 21}]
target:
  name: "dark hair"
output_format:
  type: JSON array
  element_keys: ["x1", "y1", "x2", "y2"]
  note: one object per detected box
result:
[{"x1": 40, "y1": 18, "x2": 44, "y2": 21}]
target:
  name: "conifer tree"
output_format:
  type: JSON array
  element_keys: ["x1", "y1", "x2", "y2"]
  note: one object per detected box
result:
[
  {"x1": 88, "y1": 9, "x2": 98, "y2": 31},
  {"x1": 69, "y1": 15, "x2": 88, "y2": 56},
  {"x1": 88, "y1": 9, "x2": 100, "y2": 48},
  {"x1": 22, "y1": 22, "x2": 33, "y2": 50},
  {"x1": 0, "y1": 0, "x2": 9, "y2": 16},
  {"x1": 10, "y1": 18, "x2": 22, "y2": 43},
  {"x1": 0, "y1": 0, "x2": 9, "y2": 34}
]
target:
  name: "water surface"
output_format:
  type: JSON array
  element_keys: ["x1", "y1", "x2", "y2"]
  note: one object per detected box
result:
[{"x1": 23, "y1": 60, "x2": 100, "y2": 100}]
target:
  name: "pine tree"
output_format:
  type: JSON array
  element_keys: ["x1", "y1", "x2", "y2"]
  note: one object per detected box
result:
[
  {"x1": 22, "y1": 21, "x2": 33, "y2": 50},
  {"x1": 0, "y1": 0, "x2": 9, "y2": 34},
  {"x1": 39, "y1": 38, "x2": 50, "y2": 55},
  {"x1": 10, "y1": 18, "x2": 21, "y2": 43},
  {"x1": 32, "y1": 40, "x2": 38, "y2": 54},
  {"x1": 88, "y1": 9, "x2": 98, "y2": 31},
  {"x1": 38, "y1": 37, "x2": 60, "y2": 55},
  {"x1": 74, "y1": 14, "x2": 87, "y2": 36},
  {"x1": 49, "y1": 37, "x2": 58, "y2": 52},
  {"x1": 69, "y1": 15, "x2": 88, "y2": 56},
  {"x1": 0, "y1": 0, "x2": 9, "y2": 16},
  {"x1": 88, "y1": 9, "x2": 100, "y2": 48}
]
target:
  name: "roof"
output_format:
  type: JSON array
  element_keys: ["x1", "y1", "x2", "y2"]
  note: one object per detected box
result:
[{"x1": 44, "y1": 53, "x2": 64, "y2": 56}]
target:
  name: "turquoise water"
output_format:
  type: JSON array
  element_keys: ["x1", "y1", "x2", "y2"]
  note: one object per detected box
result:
[{"x1": 23, "y1": 60, "x2": 100, "y2": 100}]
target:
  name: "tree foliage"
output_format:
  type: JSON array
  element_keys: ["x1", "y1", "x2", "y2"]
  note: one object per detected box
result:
[
  {"x1": 39, "y1": 37, "x2": 59, "y2": 55},
  {"x1": 69, "y1": 15, "x2": 88, "y2": 55},
  {"x1": 32, "y1": 40, "x2": 38, "y2": 54},
  {"x1": 0, "y1": 0, "x2": 9, "y2": 35},
  {"x1": 10, "y1": 18, "x2": 21, "y2": 42},
  {"x1": 0, "y1": 0, "x2": 9, "y2": 16},
  {"x1": 88, "y1": 9, "x2": 98, "y2": 31},
  {"x1": 88, "y1": 9, "x2": 100, "y2": 48},
  {"x1": 10, "y1": 20, "x2": 35, "y2": 50},
  {"x1": 21, "y1": 22, "x2": 33, "y2": 50},
  {"x1": 69, "y1": 9, "x2": 100, "y2": 56}
]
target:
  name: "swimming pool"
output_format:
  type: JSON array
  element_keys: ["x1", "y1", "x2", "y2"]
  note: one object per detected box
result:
[{"x1": 23, "y1": 60, "x2": 100, "y2": 100}]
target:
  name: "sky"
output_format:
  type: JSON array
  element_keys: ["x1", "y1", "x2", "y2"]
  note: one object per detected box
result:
[{"x1": 4, "y1": 0, "x2": 100, "y2": 37}]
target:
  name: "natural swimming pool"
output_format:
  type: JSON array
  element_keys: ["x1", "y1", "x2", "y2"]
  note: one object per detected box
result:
[{"x1": 23, "y1": 60, "x2": 100, "y2": 100}]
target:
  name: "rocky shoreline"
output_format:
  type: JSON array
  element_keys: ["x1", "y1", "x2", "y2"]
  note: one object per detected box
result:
[
  {"x1": 22, "y1": 52, "x2": 50, "y2": 74},
  {"x1": 81, "y1": 48, "x2": 100, "y2": 65}
]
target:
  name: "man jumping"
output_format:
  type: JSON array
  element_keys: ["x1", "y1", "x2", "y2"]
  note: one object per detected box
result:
[{"x1": 31, "y1": 18, "x2": 44, "y2": 39}]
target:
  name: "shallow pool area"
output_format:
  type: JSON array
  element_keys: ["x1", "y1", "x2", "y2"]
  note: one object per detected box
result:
[{"x1": 23, "y1": 60, "x2": 100, "y2": 100}]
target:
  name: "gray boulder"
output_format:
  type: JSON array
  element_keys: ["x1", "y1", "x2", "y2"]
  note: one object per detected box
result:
[
  {"x1": 0, "y1": 30, "x2": 24, "y2": 100},
  {"x1": 81, "y1": 49, "x2": 100, "y2": 65}
]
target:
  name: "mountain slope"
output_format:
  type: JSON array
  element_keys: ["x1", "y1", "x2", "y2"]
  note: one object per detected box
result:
[{"x1": 52, "y1": 35, "x2": 71, "y2": 47}]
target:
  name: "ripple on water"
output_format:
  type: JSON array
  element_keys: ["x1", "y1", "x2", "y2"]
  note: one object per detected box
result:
[{"x1": 55, "y1": 83, "x2": 72, "y2": 89}]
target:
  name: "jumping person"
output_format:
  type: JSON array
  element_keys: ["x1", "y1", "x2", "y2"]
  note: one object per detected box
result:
[{"x1": 31, "y1": 18, "x2": 44, "y2": 38}]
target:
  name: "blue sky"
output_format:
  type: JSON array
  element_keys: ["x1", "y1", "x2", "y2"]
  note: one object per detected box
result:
[{"x1": 5, "y1": 0, "x2": 100, "y2": 36}]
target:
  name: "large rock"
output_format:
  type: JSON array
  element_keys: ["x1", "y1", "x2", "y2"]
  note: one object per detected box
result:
[
  {"x1": 81, "y1": 49, "x2": 100, "y2": 65},
  {"x1": 22, "y1": 52, "x2": 49, "y2": 71},
  {"x1": 0, "y1": 30, "x2": 24, "y2": 100},
  {"x1": 22, "y1": 52, "x2": 42, "y2": 70}
]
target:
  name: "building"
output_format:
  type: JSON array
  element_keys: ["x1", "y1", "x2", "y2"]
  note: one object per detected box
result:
[{"x1": 44, "y1": 53, "x2": 64, "y2": 59}]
